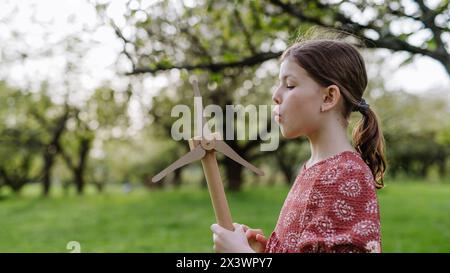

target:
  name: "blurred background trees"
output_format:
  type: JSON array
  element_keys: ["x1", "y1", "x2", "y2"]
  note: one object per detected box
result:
[{"x1": 0, "y1": 0, "x2": 449, "y2": 197}]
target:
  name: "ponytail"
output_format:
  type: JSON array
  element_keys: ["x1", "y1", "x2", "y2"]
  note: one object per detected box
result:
[{"x1": 352, "y1": 105, "x2": 387, "y2": 189}]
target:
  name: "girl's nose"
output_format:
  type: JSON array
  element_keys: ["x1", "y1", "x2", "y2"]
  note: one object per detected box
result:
[{"x1": 272, "y1": 87, "x2": 282, "y2": 105}]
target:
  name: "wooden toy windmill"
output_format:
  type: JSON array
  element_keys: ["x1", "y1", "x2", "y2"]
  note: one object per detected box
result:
[{"x1": 152, "y1": 79, "x2": 264, "y2": 232}]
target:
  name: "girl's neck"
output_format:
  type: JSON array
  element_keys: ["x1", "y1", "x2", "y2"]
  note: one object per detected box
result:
[{"x1": 306, "y1": 118, "x2": 356, "y2": 169}]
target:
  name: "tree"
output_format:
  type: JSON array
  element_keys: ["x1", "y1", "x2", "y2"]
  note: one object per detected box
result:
[
  {"x1": 59, "y1": 87, "x2": 131, "y2": 194},
  {"x1": 59, "y1": 111, "x2": 94, "y2": 195},
  {"x1": 0, "y1": 83, "x2": 56, "y2": 194}
]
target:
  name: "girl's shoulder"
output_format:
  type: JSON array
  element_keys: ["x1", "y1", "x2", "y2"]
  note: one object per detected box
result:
[
  {"x1": 300, "y1": 150, "x2": 376, "y2": 192},
  {"x1": 335, "y1": 151, "x2": 374, "y2": 180},
  {"x1": 301, "y1": 150, "x2": 371, "y2": 175}
]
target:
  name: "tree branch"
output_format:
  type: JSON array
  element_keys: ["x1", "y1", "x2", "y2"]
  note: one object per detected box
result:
[{"x1": 127, "y1": 51, "x2": 282, "y2": 75}]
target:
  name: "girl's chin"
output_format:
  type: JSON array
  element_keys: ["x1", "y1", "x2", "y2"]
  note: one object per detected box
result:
[{"x1": 280, "y1": 126, "x2": 301, "y2": 139}]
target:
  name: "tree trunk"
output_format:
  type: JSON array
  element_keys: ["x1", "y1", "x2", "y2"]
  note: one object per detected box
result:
[
  {"x1": 74, "y1": 138, "x2": 91, "y2": 195},
  {"x1": 74, "y1": 170, "x2": 84, "y2": 195},
  {"x1": 275, "y1": 154, "x2": 294, "y2": 185},
  {"x1": 42, "y1": 146, "x2": 56, "y2": 197},
  {"x1": 172, "y1": 168, "x2": 182, "y2": 188},
  {"x1": 224, "y1": 158, "x2": 243, "y2": 191},
  {"x1": 40, "y1": 109, "x2": 70, "y2": 197},
  {"x1": 438, "y1": 160, "x2": 446, "y2": 178}
]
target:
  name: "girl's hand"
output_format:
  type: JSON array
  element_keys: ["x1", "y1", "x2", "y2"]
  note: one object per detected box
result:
[
  {"x1": 242, "y1": 225, "x2": 267, "y2": 253},
  {"x1": 211, "y1": 223, "x2": 255, "y2": 253}
]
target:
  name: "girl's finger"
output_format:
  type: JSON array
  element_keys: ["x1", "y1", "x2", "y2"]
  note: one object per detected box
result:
[
  {"x1": 245, "y1": 230, "x2": 257, "y2": 239},
  {"x1": 246, "y1": 229, "x2": 263, "y2": 238},
  {"x1": 256, "y1": 234, "x2": 268, "y2": 244},
  {"x1": 253, "y1": 229, "x2": 263, "y2": 235}
]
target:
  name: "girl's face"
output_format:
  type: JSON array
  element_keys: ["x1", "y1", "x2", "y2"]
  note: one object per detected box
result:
[{"x1": 272, "y1": 57, "x2": 325, "y2": 139}]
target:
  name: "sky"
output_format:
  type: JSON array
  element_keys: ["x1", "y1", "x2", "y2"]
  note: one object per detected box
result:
[{"x1": 0, "y1": 0, "x2": 449, "y2": 108}]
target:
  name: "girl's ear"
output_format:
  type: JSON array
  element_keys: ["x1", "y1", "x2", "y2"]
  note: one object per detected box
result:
[{"x1": 320, "y1": 84, "x2": 341, "y2": 112}]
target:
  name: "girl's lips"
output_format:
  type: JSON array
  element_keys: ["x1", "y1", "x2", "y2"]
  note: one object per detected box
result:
[
  {"x1": 274, "y1": 114, "x2": 281, "y2": 123},
  {"x1": 273, "y1": 107, "x2": 282, "y2": 123},
  {"x1": 273, "y1": 105, "x2": 281, "y2": 117}
]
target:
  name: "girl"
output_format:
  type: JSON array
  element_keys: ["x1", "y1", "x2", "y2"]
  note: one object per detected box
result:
[{"x1": 211, "y1": 36, "x2": 386, "y2": 253}]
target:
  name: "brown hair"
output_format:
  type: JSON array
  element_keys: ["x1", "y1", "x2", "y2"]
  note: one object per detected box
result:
[{"x1": 281, "y1": 30, "x2": 386, "y2": 188}]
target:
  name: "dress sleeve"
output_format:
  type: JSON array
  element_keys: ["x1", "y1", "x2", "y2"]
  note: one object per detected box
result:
[{"x1": 296, "y1": 163, "x2": 382, "y2": 253}]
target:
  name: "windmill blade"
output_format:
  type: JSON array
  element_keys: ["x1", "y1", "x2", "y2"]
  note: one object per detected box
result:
[
  {"x1": 214, "y1": 140, "x2": 264, "y2": 176},
  {"x1": 152, "y1": 145, "x2": 206, "y2": 183}
]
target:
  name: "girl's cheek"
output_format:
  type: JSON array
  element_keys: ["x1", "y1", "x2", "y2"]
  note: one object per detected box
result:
[{"x1": 286, "y1": 90, "x2": 302, "y2": 110}]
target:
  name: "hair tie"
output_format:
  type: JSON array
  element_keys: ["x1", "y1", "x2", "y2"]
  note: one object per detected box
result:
[{"x1": 352, "y1": 98, "x2": 370, "y2": 113}]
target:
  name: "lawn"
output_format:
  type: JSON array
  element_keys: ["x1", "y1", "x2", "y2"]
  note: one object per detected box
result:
[{"x1": 0, "y1": 181, "x2": 449, "y2": 252}]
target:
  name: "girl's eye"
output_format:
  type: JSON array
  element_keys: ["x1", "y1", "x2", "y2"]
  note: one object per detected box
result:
[{"x1": 286, "y1": 85, "x2": 295, "y2": 89}]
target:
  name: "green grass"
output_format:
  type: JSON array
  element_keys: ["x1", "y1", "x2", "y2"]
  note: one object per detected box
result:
[
  {"x1": 378, "y1": 182, "x2": 450, "y2": 252},
  {"x1": 0, "y1": 181, "x2": 449, "y2": 252}
]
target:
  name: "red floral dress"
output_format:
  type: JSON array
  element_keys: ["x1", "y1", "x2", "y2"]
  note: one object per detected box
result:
[{"x1": 265, "y1": 151, "x2": 382, "y2": 253}]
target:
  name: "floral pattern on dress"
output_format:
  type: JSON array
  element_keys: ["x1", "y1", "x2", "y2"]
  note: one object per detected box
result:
[
  {"x1": 338, "y1": 179, "x2": 362, "y2": 197},
  {"x1": 332, "y1": 199, "x2": 355, "y2": 221}
]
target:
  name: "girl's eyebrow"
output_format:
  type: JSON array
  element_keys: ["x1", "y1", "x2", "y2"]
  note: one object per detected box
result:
[{"x1": 279, "y1": 74, "x2": 297, "y2": 81}]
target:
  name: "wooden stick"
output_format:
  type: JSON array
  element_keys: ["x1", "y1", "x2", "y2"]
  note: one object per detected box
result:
[{"x1": 189, "y1": 134, "x2": 234, "y2": 231}]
